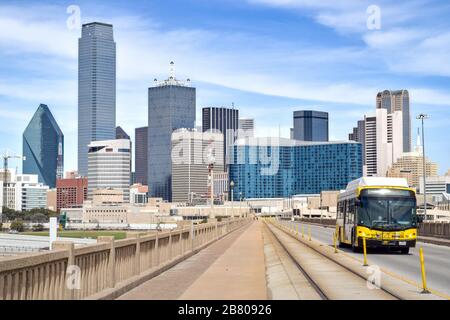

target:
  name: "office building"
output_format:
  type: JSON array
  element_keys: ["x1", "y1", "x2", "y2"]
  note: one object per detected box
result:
[
  {"x1": 130, "y1": 184, "x2": 148, "y2": 205},
  {"x1": 171, "y1": 129, "x2": 224, "y2": 203},
  {"x1": 56, "y1": 177, "x2": 88, "y2": 212},
  {"x1": 116, "y1": 126, "x2": 132, "y2": 182},
  {"x1": 148, "y1": 62, "x2": 195, "y2": 201},
  {"x1": 351, "y1": 107, "x2": 404, "y2": 177},
  {"x1": 115, "y1": 126, "x2": 130, "y2": 140},
  {"x1": 46, "y1": 189, "x2": 57, "y2": 211},
  {"x1": 387, "y1": 135, "x2": 438, "y2": 189},
  {"x1": 23, "y1": 104, "x2": 64, "y2": 188},
  {"x1": 293, "y1": 110, "x2": 329, "y2": 142},
  {"x1": 348, "y1": 120, "x2": 366, "y2": 164},
  {"x1": 78, "y1": 22, "x2": 116, "y2": 177},
  {"x1": 87, "y1": 139, "x2": 131, "y2": 202},
  {"x1": 5, "y1": 174, "x2": 49, "y2": 211},
  {"x1": 239, "y1": 118, "x2": 254, "y2": 138},
  {"x1": 419, "y1": 176, "x2": 450, "y2": 203},
  {"x1": 135, "y1": 126, "x2": 148, "y2": 185},
  {"x1": 202, "y1": 106, "x2": 239, "y2": 168},
  {"x1": 229, "y1": 138, "x2": 362, "y2": 198},
  {"x1": 376, "y1": 90, "x2": 411, "y2": 152}
]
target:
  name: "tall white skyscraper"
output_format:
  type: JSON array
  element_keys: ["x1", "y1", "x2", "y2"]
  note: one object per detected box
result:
[
  {"x1": 363, "y1": 109, "x2": 404, "y2": 177},
  {"x1": 376, "y1": 90, "x2": 411, "y2": 152},
  {"x1": 87, "y1": 139, "x2": 131, "y2": 202},
  {"x1": 78, "y1": 22, "x2": 116, "y2": 177}
]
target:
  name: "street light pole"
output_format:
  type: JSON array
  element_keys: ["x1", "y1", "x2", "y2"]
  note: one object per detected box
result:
[{"x1": 417, "y1": 114, "x2": 429, "y2": 219}]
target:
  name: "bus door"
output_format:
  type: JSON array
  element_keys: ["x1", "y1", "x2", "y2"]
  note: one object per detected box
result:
[{"x1": 344, "y1": 199, "x2": 354, "y2": 243}]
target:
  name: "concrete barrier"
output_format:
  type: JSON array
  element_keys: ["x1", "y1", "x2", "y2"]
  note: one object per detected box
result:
[
  {"x1": 299, "y1": 218, "x2": 450, "y2": 240},
  {"x1": 0, "y1": 218, "x2": 250, "y2": 300}
]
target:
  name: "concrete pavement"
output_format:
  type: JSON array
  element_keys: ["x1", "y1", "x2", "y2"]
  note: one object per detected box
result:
[{"x1": 118, "y1": 221, "x2": 267, "y2": 300}]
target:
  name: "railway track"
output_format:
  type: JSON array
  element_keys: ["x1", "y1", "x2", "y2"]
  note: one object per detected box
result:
[{"x1": 263, "y1": 220, "x2": 400, "y2": 300}]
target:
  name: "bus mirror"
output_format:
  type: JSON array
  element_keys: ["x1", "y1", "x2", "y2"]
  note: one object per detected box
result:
[
  {"x1": 355, "y1": 199, "x2": 362, "y2": 207},
  {"x1": 417, "y1": 215, "x2": 424, "y2": 224}
]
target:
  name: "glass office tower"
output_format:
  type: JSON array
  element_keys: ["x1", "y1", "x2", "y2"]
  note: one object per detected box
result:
[
  {"x1": 229, "y1": 138, "x2": 362, "y2": 198},
  {"x1": 78, "y1": 22, "x2": 116, "y2": 177},
  {"x1": 293, "y1": 110, "x2": 329, "y2": 142},
  {"x1": 148, "y1": 67, "x2": 196, "y2": 201},
  {"x1": 23, "y1": 104, "x2": 64, "y2": 188}
]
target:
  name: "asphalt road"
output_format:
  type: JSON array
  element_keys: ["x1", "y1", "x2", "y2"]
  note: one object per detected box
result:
[{"x1": 283, "y1": 220, "x2": 450, "y2": 298}]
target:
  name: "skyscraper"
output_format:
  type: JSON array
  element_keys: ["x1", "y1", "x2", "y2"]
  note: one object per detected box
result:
[
  {"x1": 23, "y1": 104, "x2": 64, "y2": 188},
  {"x1": 238, "y1": 118, "x2": 254, "y2": 138},
  {"x1": 135, "y1": 126, "x2": 148, "y2": 186},
  {"x1": 202, "y1": 106, "x2": 239, "y2": 168},
  {"x1": 78, "y1": 22, "x2": 116, "y2": 177},
  {"x1": 229, "y1": 138, "x2": 362, "y2": 198},
  {"x1": 171, "y1": 129, "x2": 224, "y2": 203},
  {"x1": 376, "y1": 90, "x2": 411, "y2": 152},
  {"x1": 148, "y1": 62, "x2": 196, "y2": 201},
  {"x1": 87, "y1": 139, "x2": 131, "y2": 202},
  {"x1": 293, "y1": 110, "x2": 329, "y2": 142},
  {"x1": 115, "y1": 126, "x2": 130, "y2": 140}
]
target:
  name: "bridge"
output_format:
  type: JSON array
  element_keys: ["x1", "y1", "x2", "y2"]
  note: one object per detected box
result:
[{"x1": 0, "y1": 217, "x2": 449, "y2": 300}]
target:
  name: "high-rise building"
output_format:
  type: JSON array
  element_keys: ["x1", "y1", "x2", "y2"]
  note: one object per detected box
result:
[
  {"x1": 387, "y1": 132, "x2": 438, "y2": 189},
  {"x1": 376, "y1": 90, "x2": 411, "y2": 152},
  {"x1": 148, "y1": 62, "x2": 196, "y2": 201},
  {"x1": 229, "y1": 138, "x2": 362, "y2": 198},
  {"x1": 293, "y1": 110, "x2": 329, "y2": 142},
  {"x1": 115, "y1": 126, "x2": 130, "y2": 140},
  {"x1": 78, "y1": 22, "x2": 116, "y2": 177},
  {"x1": 238, "y1": 118, "x2": 254, "y2": 138},
  {"x1": 171, "y1": 129, "x2": 224, "y2": 203},
  {"x1": 349, "y1": 119, "x2": 366, "y2": 165},
  {"x1": 116, "y1": 126, "x2": 132, "y2": 182},
  {"x1": 87, "y1": 139, "x2": 131, "y2": 202},
  {"x1": 56, "y1": 177, "x2": 88, "y2": 212},
  {"x1": 135, "y1": 126, "x2": 148, "y2": 185},
  {"x1": 352, "y1": 107, "x2": 404, "y2": 177},
  {"x1": 23, "y1": 104, "x2": 64, "y2": 188},
  {"x1": 202, "y1": 106, "x2": 239, "y2": 168}
]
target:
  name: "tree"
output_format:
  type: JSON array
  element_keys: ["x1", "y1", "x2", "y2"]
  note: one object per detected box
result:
[{"x1": 10, "y1": 221, "x2": 25, "y2": 232}]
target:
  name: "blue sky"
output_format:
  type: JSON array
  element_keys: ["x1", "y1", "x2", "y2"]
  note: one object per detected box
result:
[{"x1": 0, "y1": 0, "x2": 449, "y2": 174}]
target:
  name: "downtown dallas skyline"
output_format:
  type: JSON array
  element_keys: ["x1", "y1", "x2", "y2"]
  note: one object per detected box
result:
[{"x1": 0, "y1": 1, "x2": 449, "y2": 175}]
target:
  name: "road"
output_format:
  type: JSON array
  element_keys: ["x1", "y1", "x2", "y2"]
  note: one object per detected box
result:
[{"x1": 285, "y1": 221, "x2": 450, "y2": 298}]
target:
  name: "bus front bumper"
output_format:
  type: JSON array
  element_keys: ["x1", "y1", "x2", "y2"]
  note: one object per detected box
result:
[{"x1": 357, "y1": 238, "x2": 416, "y2": 248}]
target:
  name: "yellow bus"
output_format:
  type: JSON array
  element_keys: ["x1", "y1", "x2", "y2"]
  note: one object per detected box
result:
[{"x1": 336, "y1": 177, "x2": 419, "y2": 254}]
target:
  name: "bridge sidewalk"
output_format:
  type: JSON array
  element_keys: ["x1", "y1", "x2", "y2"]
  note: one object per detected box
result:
[{"x1": 117, "y1": 220, "x2": 267, "y2": 300}]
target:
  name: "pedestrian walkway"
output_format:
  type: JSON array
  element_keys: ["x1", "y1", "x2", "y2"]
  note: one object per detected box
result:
[{"x1": 117, "y1": 220, "x2": 267, "y2": 300}]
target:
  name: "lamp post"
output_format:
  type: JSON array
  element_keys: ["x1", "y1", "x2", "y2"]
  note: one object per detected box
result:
[
  {"x1": 239, "y1": 192, "x2": 242, "y2": 218},
  {"x1": 417, "y1": 114, "x2": 429, "y2": 219},
  {"x1": 230, "y1": 180, "x2": 235, "y2": 218}
]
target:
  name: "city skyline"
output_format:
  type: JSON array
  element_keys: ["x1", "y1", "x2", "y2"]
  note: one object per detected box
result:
[{"x1": 0, "y1": 1, "x2": 449, "y2": 175}]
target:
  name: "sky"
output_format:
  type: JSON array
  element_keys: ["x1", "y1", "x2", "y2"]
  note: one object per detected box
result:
[{"x1": 0, "y1": 0, "x2": 449, "y2": 174}]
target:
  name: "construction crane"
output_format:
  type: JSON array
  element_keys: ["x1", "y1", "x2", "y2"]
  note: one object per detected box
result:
[{"x1": 1, "y1": 149, "x2": 24, "y2": 183}]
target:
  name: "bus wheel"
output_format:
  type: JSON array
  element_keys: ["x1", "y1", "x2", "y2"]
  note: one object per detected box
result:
[{"x1": 400, "y1": 247, "x2": 410, "y2": 254}]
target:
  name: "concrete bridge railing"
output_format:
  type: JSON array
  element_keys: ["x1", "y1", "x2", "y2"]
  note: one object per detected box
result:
[
  {"x1": 296, "y1": 217, "x2": 450, "y2": 239},
  {"x1": 0, "y1": 218, "x2": 250, "y2": 300}
]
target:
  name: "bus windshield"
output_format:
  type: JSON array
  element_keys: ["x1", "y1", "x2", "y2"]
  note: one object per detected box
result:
[{"x1": 358, "y1": 190, "x2": 417, "y2": 230}]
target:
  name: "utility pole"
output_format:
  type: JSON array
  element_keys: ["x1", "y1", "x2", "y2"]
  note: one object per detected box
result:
[{"x1": 417, "y1": 114, "x2": 429, "y2": 219}]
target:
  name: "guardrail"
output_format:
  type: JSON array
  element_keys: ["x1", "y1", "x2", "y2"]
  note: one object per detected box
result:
[
  {"x1": 297, "y1": 218, "x2": 450, "y2": 239},
  {"x1": 0, "y1": 218, "x2": 250, "y2": 300}
]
